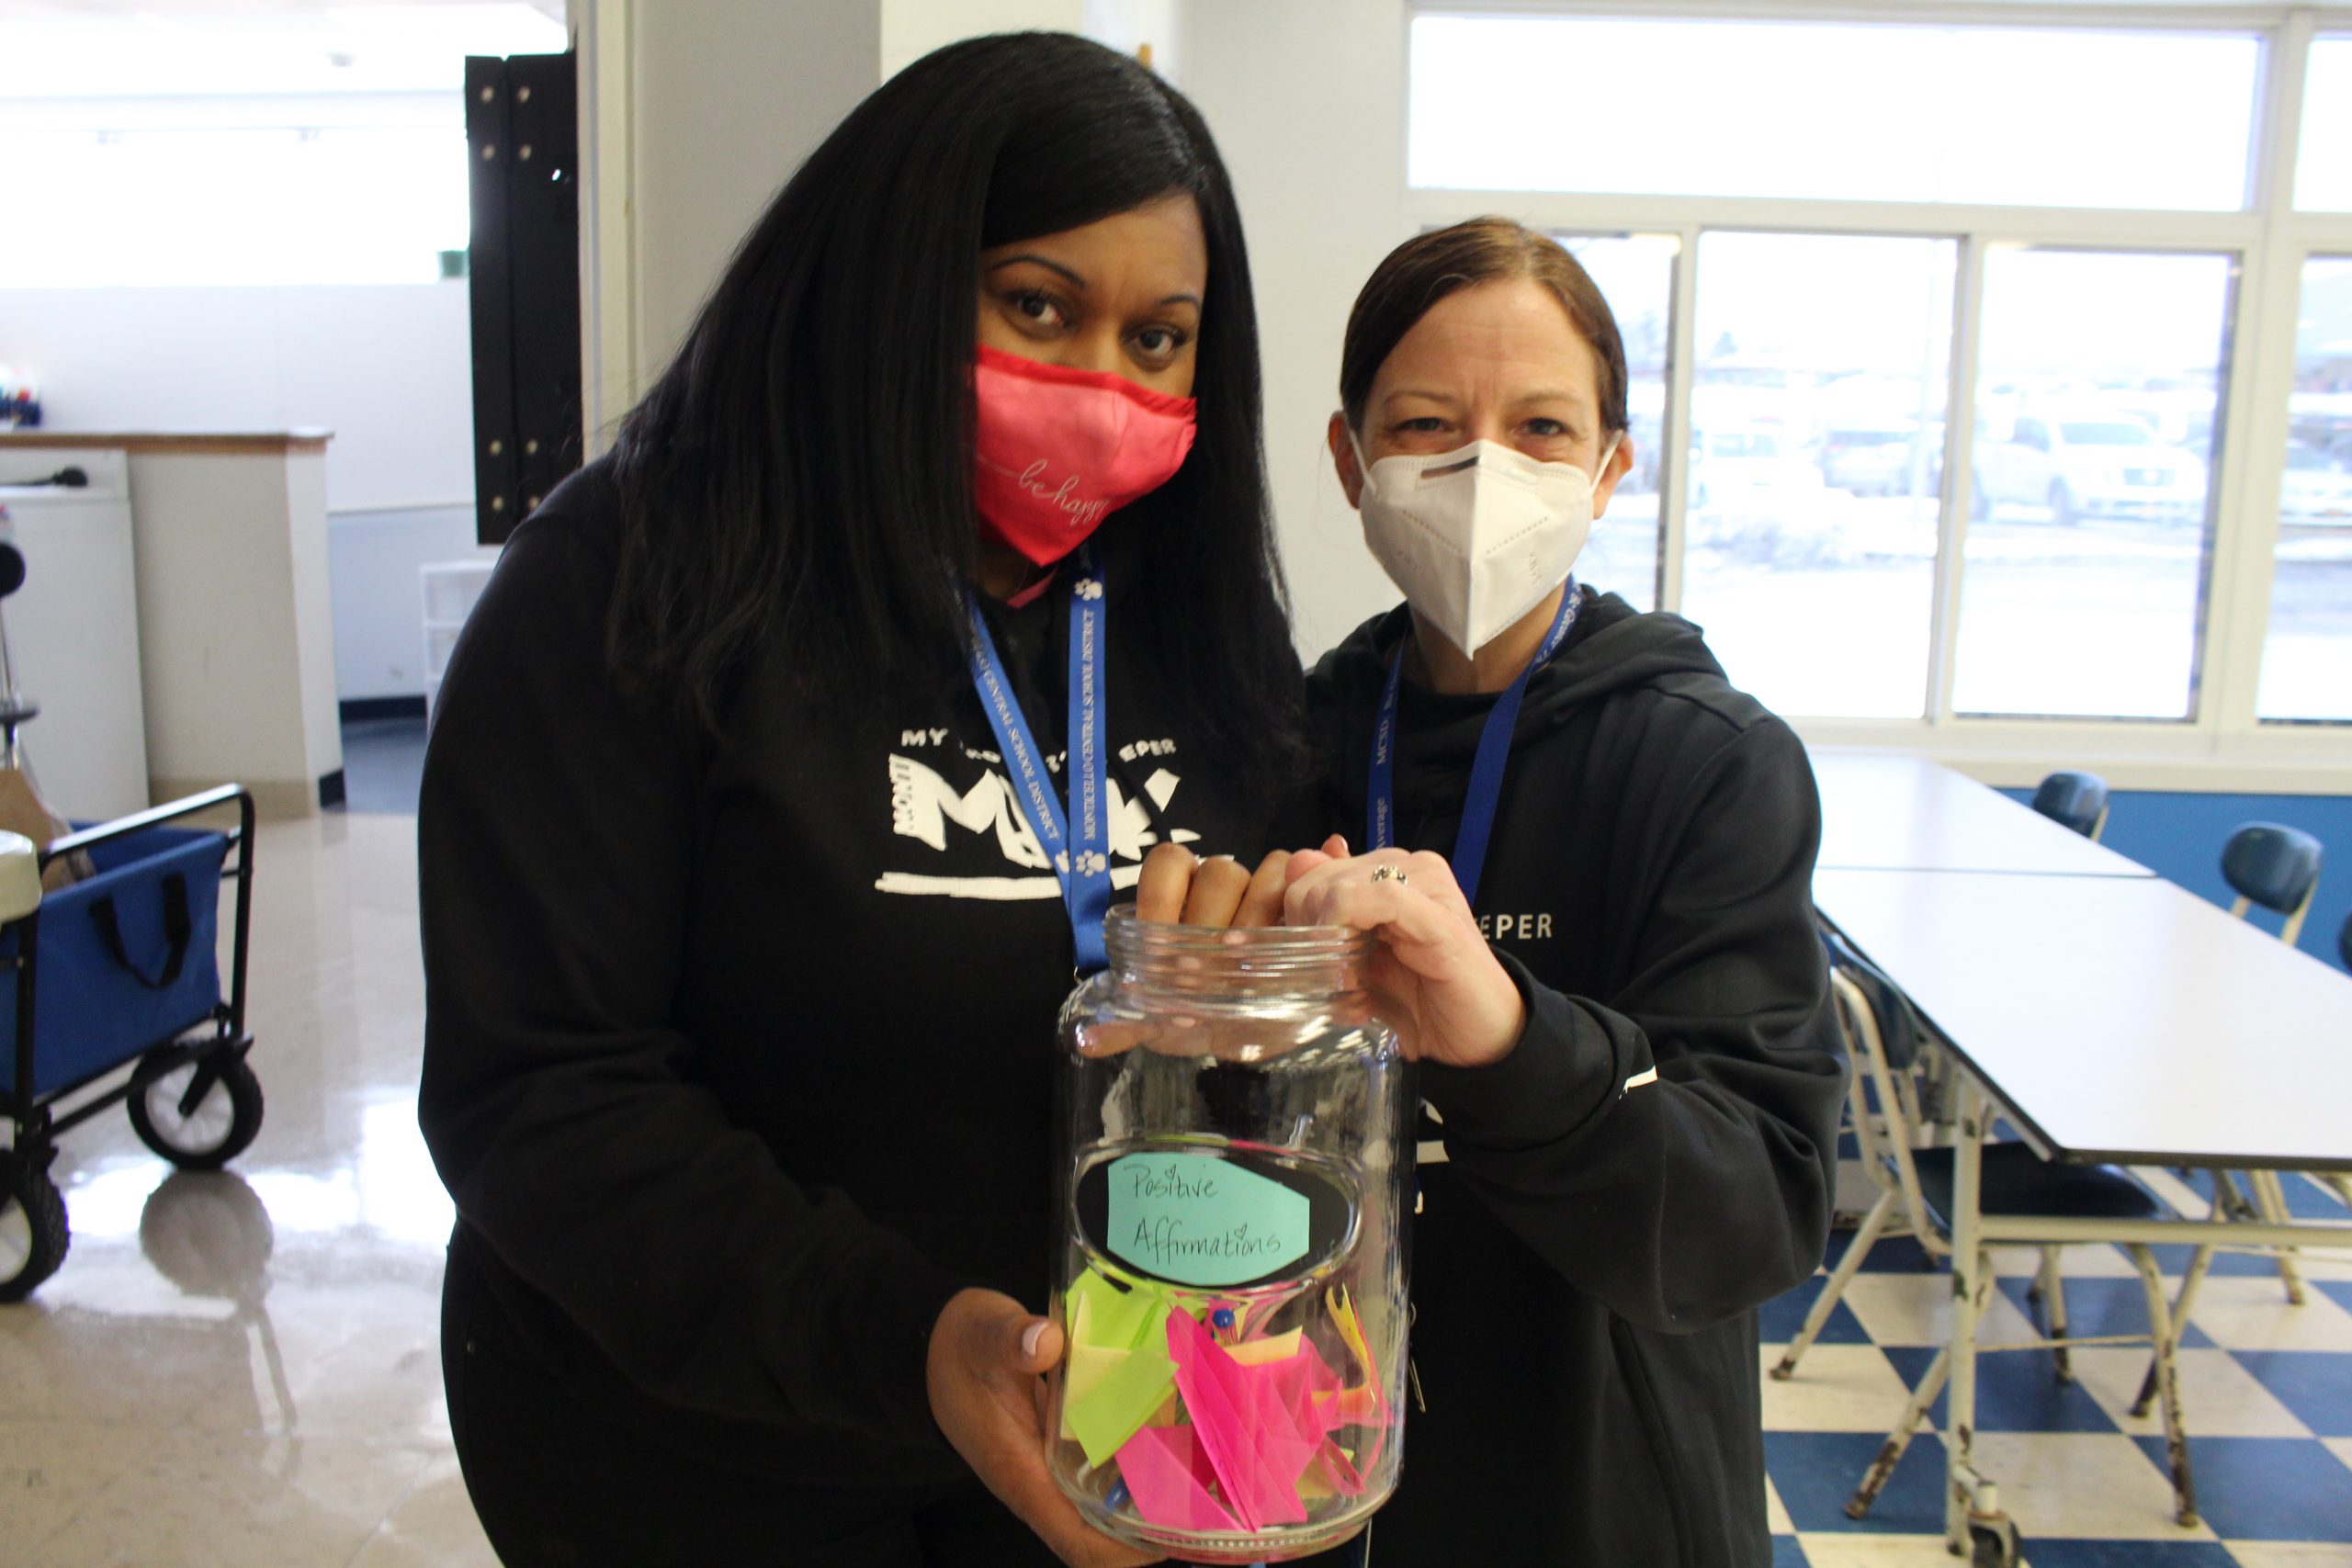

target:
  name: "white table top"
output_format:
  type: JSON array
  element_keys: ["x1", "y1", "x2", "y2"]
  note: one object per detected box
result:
[
  {"x1": 1809, "y1": 752, "x2": 2154, "y2": 878},
  {"x1": 1814, "y1": 867, "x2": 2352, "y2": 1172}
]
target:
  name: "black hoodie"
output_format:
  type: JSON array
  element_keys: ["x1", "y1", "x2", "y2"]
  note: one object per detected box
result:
[
  {"x1": 416, "y1": 460, "x2": 1292, "y2": 1506},
  {"x1": 1301, "y1": 591, "x2": 1847, "y2": 1568}
]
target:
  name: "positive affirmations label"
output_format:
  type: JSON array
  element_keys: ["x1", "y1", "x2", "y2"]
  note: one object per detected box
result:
[{"x1": 1102, "y1": 1150, "x2": 1312, "y2": 1288}]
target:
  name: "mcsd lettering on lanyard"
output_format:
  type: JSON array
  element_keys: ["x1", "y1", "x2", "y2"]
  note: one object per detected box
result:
[
  {"x1": 1366, "y1": 579, "x2": 1582, "y2": 908},
  {"x1": 962, "y1": 544, "x2": 1113, "y2": 976}
]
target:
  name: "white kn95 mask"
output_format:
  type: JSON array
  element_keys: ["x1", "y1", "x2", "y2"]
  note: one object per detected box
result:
[{"x1": 1350, "y1": 429, "x2": 1621, "y2": 658}]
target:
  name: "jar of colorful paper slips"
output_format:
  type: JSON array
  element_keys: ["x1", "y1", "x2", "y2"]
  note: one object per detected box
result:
[{"x1": 1047, "y1": 908, "x2": 1412, "y2": 1562}]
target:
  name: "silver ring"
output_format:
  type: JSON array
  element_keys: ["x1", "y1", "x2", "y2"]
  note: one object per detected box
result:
[{"x1": 1371, "y1": 864, "x2": 1408, "y2": 886}]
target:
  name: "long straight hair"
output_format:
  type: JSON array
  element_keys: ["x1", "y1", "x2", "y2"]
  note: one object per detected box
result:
[{"x1": 608, "y1": 32, "x2": 1300, "y2": 784}]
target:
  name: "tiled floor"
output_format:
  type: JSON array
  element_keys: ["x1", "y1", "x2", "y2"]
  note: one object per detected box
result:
[
  {"x1": 4, "y1": 804, "x2": 2348, "y2": 1564},
  {"x1": 1, "y1": 811, "x2": 491, "y2": 1567},
  {"x1": 1763, "y1": 1167, "x2": 2352, "y2": 1566}
]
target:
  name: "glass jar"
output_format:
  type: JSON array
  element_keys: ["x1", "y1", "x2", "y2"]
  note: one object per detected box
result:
[{"x1": 1046, "y1": 909, "x2": 1411, "y2": 1563}]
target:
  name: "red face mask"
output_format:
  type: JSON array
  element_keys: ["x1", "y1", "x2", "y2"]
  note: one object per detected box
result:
[{"x1": 971, "y1": 344, "x2": 1198, "y2": 567}]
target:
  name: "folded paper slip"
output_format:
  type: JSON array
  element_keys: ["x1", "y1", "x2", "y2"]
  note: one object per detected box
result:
[{"x1": 1062, "y1": 1269, "x2": 1181, "y2": 1467}]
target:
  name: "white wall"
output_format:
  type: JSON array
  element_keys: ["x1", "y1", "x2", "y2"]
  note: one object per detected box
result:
[
  {"x1": 0, "y1": 278, "x2": 479, "y2": 701},
  {"x1": 329, "y1": 504, "x2": 496, "y2": 700},
  {"x1": 0, "y1": 280, "x2": 473, "y2": 510},
  {"x1": 1178, "y1": 0, "x2": 1411, "y2": 657},
  {"x1": 588, "y1": 0, "x2": 1188, "y2": 430},
  {"x1": 625, "y1": 1, "x2": 884, "y2": 382},
  {"x1": 884, "y1": 0, "x2": 1082, "y2": 81}
]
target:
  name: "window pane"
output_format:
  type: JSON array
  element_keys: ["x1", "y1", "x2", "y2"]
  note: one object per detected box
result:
[
  {"x1": 2257, "y1": 256, "x2": 2352, "y2": 721},
  {"x1": 2296, "y1": 39, "x2": 2352, "y2": 211},
  {"x1": 1953, "y1": 249, "x2": 2232, "y2": 719},
  {"x1": 0, "y1": 124, "x2": 470, "y2": 287},
  {"x1": 1555, "y1": 232, "x2": 1676, "y2": 613},
  {"x1": 1678, "y1": 232, "x2": 1954, "y2": 717},
  {"x1": 1410, "y1": 17, "x2": 2258, "y2": 211}
]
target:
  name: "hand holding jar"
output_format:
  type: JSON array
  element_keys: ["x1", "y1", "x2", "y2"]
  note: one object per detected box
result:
[{"x1": 1136, "y1": 840, "x2": 1529, "y2": 1071}]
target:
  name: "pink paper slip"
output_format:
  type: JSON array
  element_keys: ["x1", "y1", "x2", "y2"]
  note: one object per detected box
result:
[{"x1": 1114, "y1": 1422, "x2": 1240, "y2": 1534}]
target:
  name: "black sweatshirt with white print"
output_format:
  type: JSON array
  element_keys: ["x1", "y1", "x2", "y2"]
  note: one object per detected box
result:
[
  {"x1": 416, "y1": 458, "x2": 1294, "y2": 1495},
  {"x1": 1295, "y1": 592, "x2": 1848, "y2": 1568}
]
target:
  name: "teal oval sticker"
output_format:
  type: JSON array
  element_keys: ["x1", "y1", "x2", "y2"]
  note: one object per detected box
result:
[{"x1": 1102, "y1": 1150, "x2": 1311, "y2": 1287}]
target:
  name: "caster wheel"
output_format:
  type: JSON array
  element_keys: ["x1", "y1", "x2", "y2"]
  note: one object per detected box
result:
[{"x1": 1970, "y1": 1517, "x2": 2021, "y2": 1568}]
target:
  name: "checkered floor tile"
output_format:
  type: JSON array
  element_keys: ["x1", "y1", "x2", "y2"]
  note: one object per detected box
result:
[{"x1": 1759, "y1": 1165, "x2": 2352, "y2": 1566}]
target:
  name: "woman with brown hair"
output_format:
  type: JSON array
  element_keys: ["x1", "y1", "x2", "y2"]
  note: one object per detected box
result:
[{"x1": 1158, "y1": 217, "x2": 1848, "y2": 1564}]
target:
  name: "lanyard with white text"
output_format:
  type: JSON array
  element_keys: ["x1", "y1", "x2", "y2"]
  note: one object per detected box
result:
[
  {"x1": 963, "y1": 545, "x2": 1112, "y2": 976},
  {"x1": 1366, "y1": 581, "x2": 1582, "y2": 909}
]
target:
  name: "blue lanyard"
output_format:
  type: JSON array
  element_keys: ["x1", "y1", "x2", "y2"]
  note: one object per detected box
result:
[
  {"x1": 1366, "y1": 581, "x2": 1582, "y2": 909},
  {"x1": 963, "y1": 545, "x2": 1112, "y2": 976}
]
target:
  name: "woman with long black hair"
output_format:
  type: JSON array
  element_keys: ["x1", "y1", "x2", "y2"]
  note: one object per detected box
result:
[{"x1": 417, "y1": 34, "x2": 1300, "y2": 1566}]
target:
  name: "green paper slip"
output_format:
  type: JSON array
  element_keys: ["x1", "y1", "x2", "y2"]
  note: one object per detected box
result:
[
  {"x1": 1063, "y1": 1341, "x2": 1177, "y2": 1468},
  {"x1": 1063, "y1": 1267, "x2": 1184, "y2": 1469}
]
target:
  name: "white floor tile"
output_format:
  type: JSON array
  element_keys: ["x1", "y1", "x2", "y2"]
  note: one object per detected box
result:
[
  {"x1": 0, "y1": 1417, "x2": 172, "y2": 1549},
  {"x1": 1969, "y1": 1432, "x2": 2216, "y2": 1540},
  {"x1": 1991, "y1": 1242, "x2": 2142, "y2": 1280},
  {"x1": 2067, "y1": 1346, "x2": 2314, "y2": 1439},
  {"x1": 345, "y1": 1451, "x2": 500, "y2": 1568},
  {"x1": 1765, "y1": 1473, "x2": 1792, "y2": 1536},
  {"x1": 1797, "y1": 1533, "x2": 1968, "y2": 1566},
  {"x1": 1760, "y1": 1343, "x2": 1931, "y2": 1434},
  {"x1": 23, "y1": 1432, "x2": 441, "y2": 1568},
  {"x1": 2221, "y1": 1544, "x2": 2352, "y2": 1566},
  {"x1": 2182, "y1": 1275, "x2": 2352, "y2": 1354},
  {"x1": 1840, "y1": 1269, "x2": 2043, "y2": 1349}
]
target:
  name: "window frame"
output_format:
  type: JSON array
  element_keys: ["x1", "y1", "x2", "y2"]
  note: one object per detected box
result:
[{"x1": 1403, "y1": 1, "x2": 2352, "y2": 790}]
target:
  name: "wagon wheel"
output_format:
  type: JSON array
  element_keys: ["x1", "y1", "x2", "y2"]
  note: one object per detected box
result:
[
  {"x1": 129, "y1": 1047, "x2": 264, "y2": 1172},
  {"x1": 0, "y1": 1161, "x2": 70, "y2": 1302}
]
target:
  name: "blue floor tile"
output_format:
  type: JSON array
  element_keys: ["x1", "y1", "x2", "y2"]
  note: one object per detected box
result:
[
  {"x1": 1760, "y1": 1275, "x2": 1872, "y2": 1347},
  {"x1": 1764, "y1": 1429, "x2": 1949, "y2": 1536},
  {"x1": 1838, "y1": 1128, "x2": 1861, "y2": 1160},
  {"x1": 1879, "y1": 1344, "x2": 2119, "y2": 1433},
  {"x1": 2168, "y1": 1168, "x2": 2349, "y2": 1221},
  {"x1": 1821, "y1": 1227, "x2": 1940, "y2": 1274},
  {"x1": 2318, "y1": 1280, "x2": 2352, "y2": 1316},
  {"x1": 2011, "y1": 1541, "x2": 2234, "y2": 1566},
  {"x1": 1770, "y1": 1536, "x2": 1807, "y2": 1568},
  {"x1": 1995, "y1": 1277, "x2": 2213, "y2": 1350},
  {"x1": 2131, "y1": 1436, "x2": 2352, "y2": 1541},
  {"x1": 2143, "y1": 1243, "x2": 2309, "y2": 1278},
  {"x1": 2229, "y1": 1350, "x2": 2352, "y2": 1438}
]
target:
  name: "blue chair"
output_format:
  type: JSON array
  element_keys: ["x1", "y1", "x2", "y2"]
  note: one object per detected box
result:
[
  {"x1": 2202, "y1": 823, "x2": 2327, "y2": 1304},
  {"x1": 1780, "y1": 928, "x2": 2197, "y2": 1527},
  {"x1": 2222, "y1": 822, "x2": 2323, "y2": 947},
  {"x1": 2030, "y1": 770, "x2": 2110, "y2": 840}
]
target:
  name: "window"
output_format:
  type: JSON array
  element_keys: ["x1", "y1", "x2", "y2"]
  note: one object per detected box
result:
[
  {"x1": 0, "y1": 5, "x2": 566, "y2": 287},
  {"x1": 1952, "y1": 248, "x2": 2233, "y2": 719},
  {"x1": 1679, "y1": 231, "x2": 1954, "y2": 718},
  {"x1": 2256, "y1": 255, "x2": 2352, "y2": 721},
  {"x1": 1555, "y1": 232, "x2": 1677, "y2": 612},
  {"x1": 1402, "y1": 10, "x2": 2348, "y2": 754},
  {"x1": 2295, "y1": 38, "x2": 2352, "y2": 212},
  {"x1": 1409, "y1": 16, "x2": 2260, "y2": 211},
  {"x1": 5, "y1": 118, "x2": 472, "y2": 288}
]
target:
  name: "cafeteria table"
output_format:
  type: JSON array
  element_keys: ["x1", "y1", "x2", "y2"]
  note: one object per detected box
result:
[
  {"x1": 1811, "y1": 865, "x2": 2352, "y2": 1559},
  {"x1": 1808, "y1": 751, "x2": 2154, "y2": 877}
]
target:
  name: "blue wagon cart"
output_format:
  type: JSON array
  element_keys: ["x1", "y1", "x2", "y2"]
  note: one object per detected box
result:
[{"x1": 0, "y1": 784, "x2": 260, "y2": 1299}]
